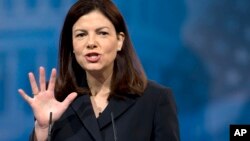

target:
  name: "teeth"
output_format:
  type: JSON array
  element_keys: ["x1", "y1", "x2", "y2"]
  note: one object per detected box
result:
[{"x1": 90, "y1": 56, "x2": 98, "y2": 59}]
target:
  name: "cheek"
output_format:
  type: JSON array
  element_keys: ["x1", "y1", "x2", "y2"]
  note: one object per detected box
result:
[
  {"x1": 74, "y1": 54, "x2": 87, "y2": 69},
  {"x1": 103, "y1": 43, "x2": 119, "y2": 58},
  {"x1": 73, "y1": 40, "x2": 85, "y2": 55},
  {"x1": 103, "y1": 39, "x2": 119, "y2": 52},
  {"x1": 103, "y1": 50, "x2": 118, "y2": 65},
  {"x1": 72, "y1": 41, "x2": 85, "y2": 65},
  {"x1": 72, "y1": 41, "x2": 78, "y2": 52}
]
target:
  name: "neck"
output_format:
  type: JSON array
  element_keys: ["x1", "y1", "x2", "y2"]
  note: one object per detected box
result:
[{"x1": 86, "y1": 70, "x2": 113, "y2": 97}]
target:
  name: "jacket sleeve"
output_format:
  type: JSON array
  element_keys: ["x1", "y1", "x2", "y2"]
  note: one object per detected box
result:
[{"x1": 152, "y1": 88, "x2": 180, "y2": 141}]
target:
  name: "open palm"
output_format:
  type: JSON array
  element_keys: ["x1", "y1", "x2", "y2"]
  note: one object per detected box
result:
[{"x1": 18, "y1": 67, "x2": 77, "y2": 128}]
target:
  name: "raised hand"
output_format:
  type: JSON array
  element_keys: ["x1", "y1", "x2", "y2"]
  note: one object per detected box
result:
[{"x1": 18, "y1": 67, "x2": 77, "y2": 130}]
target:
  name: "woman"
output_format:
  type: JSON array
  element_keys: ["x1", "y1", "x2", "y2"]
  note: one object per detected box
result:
[{"x1": 18, "y1": 0, "x2": 180, "y2": 140}]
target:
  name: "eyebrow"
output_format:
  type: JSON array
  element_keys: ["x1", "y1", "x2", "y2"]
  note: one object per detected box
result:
[
  {"x1": 96, "y1": 27, "x2": 110, "y2": 31},
  {"x1": 73, "y1": 27, "x2": 110, "y2": 33}
]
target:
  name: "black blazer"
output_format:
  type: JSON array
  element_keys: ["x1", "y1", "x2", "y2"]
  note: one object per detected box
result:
[{"x1": 31, "y1": 80, "x2": 180, "y2": 141}]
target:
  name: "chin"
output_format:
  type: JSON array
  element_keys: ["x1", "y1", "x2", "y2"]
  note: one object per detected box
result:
[
  {"x1": 84, "y1": 66, "x2": 103, "y2": 72},
  {"x1": 83, "y1": 63, "x2": 113, "y2": 73}
]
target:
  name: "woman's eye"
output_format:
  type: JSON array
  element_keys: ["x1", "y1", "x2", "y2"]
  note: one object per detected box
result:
[
  {"x1": 98, "y1": 31, "x2": 108, "y2": 36},
  {"x1": 76, "y1": 33, "x2": 86, "y2": 37}
]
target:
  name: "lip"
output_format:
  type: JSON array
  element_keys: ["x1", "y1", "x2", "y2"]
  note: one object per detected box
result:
[{"x1": 84, "y1": 52, "x2": 101, "y2": 63}]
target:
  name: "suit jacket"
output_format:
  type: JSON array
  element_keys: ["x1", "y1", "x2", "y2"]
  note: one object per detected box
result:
[{"x1": 30, "y1": 80, "x2": 180, "y2": 141}]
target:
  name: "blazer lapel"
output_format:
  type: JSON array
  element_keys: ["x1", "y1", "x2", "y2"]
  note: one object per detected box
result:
[
  {"x1": 97, "y1": 95, "x2": 138, "y2": 129},
  {"x1": 70, "y1": 94, "x2": 103, "y2": 141}
]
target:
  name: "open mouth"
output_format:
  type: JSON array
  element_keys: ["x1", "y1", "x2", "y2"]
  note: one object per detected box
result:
[{"x1": 85, "y1": 53, "x2": 101, "y2": 62}]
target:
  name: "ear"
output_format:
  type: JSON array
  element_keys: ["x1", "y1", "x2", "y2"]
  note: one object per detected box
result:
[{"x1": 117, "y1": 32, "x2": 125, "y2": 51}]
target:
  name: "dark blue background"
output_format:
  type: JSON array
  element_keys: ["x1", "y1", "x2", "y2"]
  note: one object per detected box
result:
[{"x1": 0, "y1": 0, "x2": 250, "y2": 140}]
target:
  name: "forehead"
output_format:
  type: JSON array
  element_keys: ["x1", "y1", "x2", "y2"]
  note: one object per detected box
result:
[{"x1": 73, "y1": 10, "x2": 115, "y2": 30}]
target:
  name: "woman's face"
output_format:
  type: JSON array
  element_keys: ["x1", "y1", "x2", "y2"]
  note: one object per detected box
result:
[{"x1": 72, "y1": 10, "x2": 124, "y2": 74}]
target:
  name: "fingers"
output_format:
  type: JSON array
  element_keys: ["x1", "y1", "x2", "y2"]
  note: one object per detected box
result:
[
  {"x1": 28, "y1": 67, "x2": 56, "y2": 96},
  {"x1": 29, "y1": 72, "x2": 39, "y2": 95},
  {"x1": 18, "y1": 89, "x2": 32, "y2": 104},
  {"x1": 62, "y1": 92, "x2": 78, "y2": 107},
  {"x1": 47, "y1": 68, "x2": 57, "y2": 92},
  {"x1": 39, "y1": 67, "x2": 46, "y2": 92}
]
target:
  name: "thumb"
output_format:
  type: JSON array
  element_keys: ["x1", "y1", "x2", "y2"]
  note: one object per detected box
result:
[{"x1": 62, "y1": 92, "x2": 78, "y2": 106}]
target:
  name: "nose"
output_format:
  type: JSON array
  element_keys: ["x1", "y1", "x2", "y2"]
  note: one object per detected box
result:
[
  {"x1": 86, "y1": 34, "x2": 97, "y2": 49},
  {"x1": 87, "y1": 43, "x2": 97, "y2": 49}
]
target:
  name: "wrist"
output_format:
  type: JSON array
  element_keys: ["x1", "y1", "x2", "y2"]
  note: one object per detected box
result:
[
  {"x1": 35, "y1": 120, "x2": 49, "y2": 130},
  {"x1": 34, "y1": 121, "x2": 49, "y2": 141}
]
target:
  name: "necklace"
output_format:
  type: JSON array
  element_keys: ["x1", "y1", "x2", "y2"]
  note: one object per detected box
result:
[{"x1": 90, "y1": 96, "x2": 106, "y2": 117}]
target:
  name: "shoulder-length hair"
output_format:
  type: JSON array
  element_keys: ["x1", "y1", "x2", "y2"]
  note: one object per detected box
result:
[{"x1": 55, "y1": 0, "x2": 147, "y2": 101}]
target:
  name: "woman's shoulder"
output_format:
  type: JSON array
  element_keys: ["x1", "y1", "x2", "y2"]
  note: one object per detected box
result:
[
  {"x1": 139, "y1": 80, "x2": 177, "y2": 111},
  {"x1": 139, "y1": 80, "x2": 173, "y2": 102},
  {"x1": 144, "y1": 80, "x2": 178, "y2": 111},
  {"x1": 145, "y1": 80, "x2": 172, "y2": 95}
]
